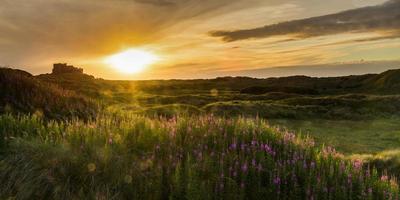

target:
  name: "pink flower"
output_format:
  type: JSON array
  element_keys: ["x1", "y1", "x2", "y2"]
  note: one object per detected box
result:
[
  {"x1": 241, "y1": 162, "x2": 248, "y2": 172},
  {"x1": 273, "y1": 177, "x2": 281, "y2": 185},
  {"x1": 353, "y1": 159, "x2": 363, "y2": 170}
]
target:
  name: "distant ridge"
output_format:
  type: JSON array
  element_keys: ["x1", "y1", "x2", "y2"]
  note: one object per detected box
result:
[{"x1": 32, "y1": 64, "x2": 400, "y2": 95}]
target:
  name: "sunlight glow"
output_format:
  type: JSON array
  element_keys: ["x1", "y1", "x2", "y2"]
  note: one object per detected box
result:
[{"x1": 104, "y1": 49, "x2": 159, "y2": 74}]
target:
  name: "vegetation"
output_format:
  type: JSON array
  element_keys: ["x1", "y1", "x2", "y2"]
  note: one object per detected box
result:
[
  {"x1": 0, "y1": 68, "x2": 98, "y2": 120},
  {"x1": 269, "y1": 118, "x2": 400, "y2": 155},
  {"x1": 1, "y1": 113, "x2": 398, "y2": 199},
  {"x1": 2, "y1": 67, "x2": 400, "y2": 199}
]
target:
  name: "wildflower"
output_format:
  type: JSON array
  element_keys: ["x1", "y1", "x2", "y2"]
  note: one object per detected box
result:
[
  {"x1": 241, "y1": 162, "x2": 248, "y2": 173},
  {"x1": 87, "y1": 163, "x2": 96, "y2": 173},
  {"x1": 353, "y1": 159, "x2": 363, "y2": 170},
  {"x1": 124, "y1": 175, "x2": 133, "y2": 184},
  {"x1": 230, "y1": 143, "x2": 237, "y2": 150},
  {"x1": 381, "y1": 175, "x2": 389, "y2": 181},
  {"x1": 273, "y1": 177, "x2": 281, "y2": 185},
  {"x1": 348, "y1": 174, "x2": 352, "y2": 185},
  {"x1": 241, "y1": 144, "x2": 246, "y2": 151},
  {"x1": 108, "y1": 137, "x2": 113, "y2": 145},
  {"x1": 260, "y1": 143, "x2": 265, "y2": 151},
  {"x1": 366, "y1": 168, "x2": 371, "y2": 177}
]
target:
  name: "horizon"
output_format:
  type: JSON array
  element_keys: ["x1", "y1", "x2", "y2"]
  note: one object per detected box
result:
[
  {"x1": 1, "y1": 0, "x2": 400, "y2": 79},
  {"x1": 4, "y1": 59, "x2": 400, "y2": 81}
]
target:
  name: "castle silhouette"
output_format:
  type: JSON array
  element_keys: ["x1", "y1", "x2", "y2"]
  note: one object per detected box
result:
[{"x1": 52, "y1": 63, "x2": 83, "y2": 74}]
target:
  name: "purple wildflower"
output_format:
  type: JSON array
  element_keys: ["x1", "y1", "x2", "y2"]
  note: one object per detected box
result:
[
  {"x1": 242, "y1": 162, "x2": 248, "y2": 173},
  {"x1": 273, "y1": 177, "x2": 281, "y2": 185}
]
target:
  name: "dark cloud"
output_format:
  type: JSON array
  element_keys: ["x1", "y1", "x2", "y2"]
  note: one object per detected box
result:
[
  {"x1": 210, "y1": 0, "x2": 400, "y2": 42},
  {"x1": 228, "y1": 60, "x2": 400, "y2": 78}
]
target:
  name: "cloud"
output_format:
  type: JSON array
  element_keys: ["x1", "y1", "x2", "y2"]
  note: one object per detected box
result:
[
  {"x1": 134, "y1": 0, "x2": 176, "y2": 7},
  {"x1": 227, "y1": 60, "x2": 400, "y2": 78},
  {"x1": 210, "y1": 0, "x2": 400, "y2": 42},
  {"x1": 0, "y1": 0, "x2": 250, "y2": 66}
]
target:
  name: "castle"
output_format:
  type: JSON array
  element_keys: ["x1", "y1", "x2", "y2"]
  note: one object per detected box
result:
[{"x1": 52, "y1": 63, "x2": 83, "y2": 74}]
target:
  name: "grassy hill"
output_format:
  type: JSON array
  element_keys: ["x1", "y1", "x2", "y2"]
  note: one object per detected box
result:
[
  {"x1": 2, "y1": 67, "x2": 400, "y2": 121},
  {"x1": 0, "y1": 68, "x2": 98, "y2": 120}
]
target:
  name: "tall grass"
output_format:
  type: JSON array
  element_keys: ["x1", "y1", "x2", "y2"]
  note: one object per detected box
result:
[{"x1": 0, "y1": 113, "x2": 398, "y2": 199}]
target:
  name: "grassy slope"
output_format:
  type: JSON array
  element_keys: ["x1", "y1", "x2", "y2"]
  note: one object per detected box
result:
[{"x1": 0, "y1": 68, "x2": 98, "y2": 120}]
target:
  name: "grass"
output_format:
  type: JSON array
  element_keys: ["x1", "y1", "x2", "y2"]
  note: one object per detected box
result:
[
  {"x1": 3, "y1": 68, "x2": 400, "y2": 199},
  {"x1": 269, "y1": 118, "x2": 400, "y2": 155},
  {"x1": 1, "y1": 113, "x2": 399, "y2": 199}
]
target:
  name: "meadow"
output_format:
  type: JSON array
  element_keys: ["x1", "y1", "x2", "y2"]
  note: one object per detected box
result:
[
  {"x1": 269, "y1": 118, "x2": 400, "y2": 155},
  {"x1": 1, "y1": 113, "x2": 399, "y2": 199},
  {"x1": 1, "y1": 67, "x2": 400, "y2": 199}
]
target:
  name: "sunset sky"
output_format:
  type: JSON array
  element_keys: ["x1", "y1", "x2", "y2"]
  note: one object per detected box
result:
[{"x1": 1, "y1": 0, "x2": 399, "y2": 79}]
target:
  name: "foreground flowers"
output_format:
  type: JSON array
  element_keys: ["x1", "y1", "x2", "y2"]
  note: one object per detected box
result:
[{"x1": 0, "y1": 114, "x2": 398, "y2": 199}]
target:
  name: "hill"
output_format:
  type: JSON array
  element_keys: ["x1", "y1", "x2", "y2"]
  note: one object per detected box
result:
[
  {"x1": 36, "y1": 67, "x2": 400, "y2": 97},
  {"x1": 3, "y1": 65, "x2": 400, "y2": 120},
  {"x1": 0, "y1": 68, "x2": 98, "y2": 120}
]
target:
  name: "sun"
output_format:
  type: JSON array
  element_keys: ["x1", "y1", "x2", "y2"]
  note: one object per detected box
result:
[{"x1": 104, "y1": 49, "x2": 159, "y2": 74}]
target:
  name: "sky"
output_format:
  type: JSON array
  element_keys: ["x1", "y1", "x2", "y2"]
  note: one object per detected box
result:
[{"x1": 0, "y1": 0, "x2": 399, "y2": 79}]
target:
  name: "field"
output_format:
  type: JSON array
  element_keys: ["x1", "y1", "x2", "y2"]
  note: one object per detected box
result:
[
  {"x1": 1, "y1": 67, "x2": 400, "y2": 199},
  {"x1": 270, "y1": 118, "x2": 400, "y2": 155},
  {"x1": 1, "y1": 113, "x2": 398, "y2": 199}
]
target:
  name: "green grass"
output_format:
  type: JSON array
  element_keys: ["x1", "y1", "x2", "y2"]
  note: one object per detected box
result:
[
  {"x1": 0, "y1": 113, "x2": 399, "y2": 199},
  {"x1": 269, "y1": 118, "x2": 400, "y2": 155}
]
